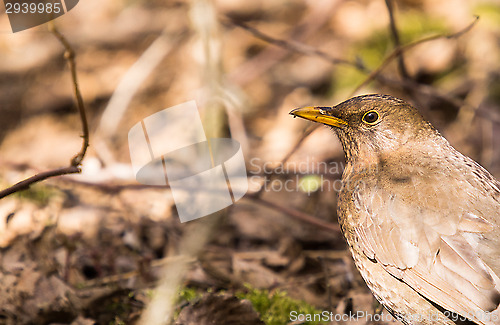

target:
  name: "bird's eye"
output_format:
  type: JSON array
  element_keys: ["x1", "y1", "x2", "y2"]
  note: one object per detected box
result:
[{"x1": 362, "y1": 110, "x2": 380, "y2": 125}]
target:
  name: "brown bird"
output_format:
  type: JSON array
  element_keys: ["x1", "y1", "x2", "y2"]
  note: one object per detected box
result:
[{"x1": 290, "y1": 94, "x2": 500, "y2": 325}]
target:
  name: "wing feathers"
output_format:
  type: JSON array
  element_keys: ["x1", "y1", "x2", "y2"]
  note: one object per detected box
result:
[
  {"x1": 354, "y1": 188, "x2": 500, "y2": 323},
  {"x1": 440, "y1": 236, "x2": 494, "y2": 289},
  {"x1": 403, "y1": 266, "x2": 499, "y2": 325},
  {"x1": 458, "y1": 212, "x2": 495, "y2": 233}
]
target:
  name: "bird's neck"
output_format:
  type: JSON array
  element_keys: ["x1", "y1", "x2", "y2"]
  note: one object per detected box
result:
[
  {"x1": 342, "y1": 133, "x2": 453, "y2": 182},
  {"x1": 339, "y1": 123, "x2": 451, "y2": 174}
]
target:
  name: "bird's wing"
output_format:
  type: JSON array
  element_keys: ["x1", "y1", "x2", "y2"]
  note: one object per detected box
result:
[{"x1": 352, "y1": 186, "x2": 500, "y2": 325}]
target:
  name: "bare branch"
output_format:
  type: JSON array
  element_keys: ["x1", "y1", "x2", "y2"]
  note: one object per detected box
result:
[
  {"x1": 246, "y1": 195, "x2": 341, "y2": 233},
  {"x1": 0, "y1": 166, "x2": 80, "y2": 199},
  {"x1": 48, "y1": 22, "x2": 89, "y2": 167},
  {"x1": 350, "y1": 16, "x2": 479, "y2": 96},
  {"x1": 225, "y1": 19, "x2": 367, "y2": 72},
  {"x1": 0, "y1": 23, "x2": 89, "y2": 200},
  {"x1": 385, "y1": 0, "x2": 409, "y2": 79}
]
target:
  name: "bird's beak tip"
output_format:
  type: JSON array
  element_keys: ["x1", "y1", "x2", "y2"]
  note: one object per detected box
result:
[
  {"x1": 289, "y1": 107, "x2": 304, "y2": 115},
  {"x1": 289, "y1": 106, "x2": 347, "y2": 128}
]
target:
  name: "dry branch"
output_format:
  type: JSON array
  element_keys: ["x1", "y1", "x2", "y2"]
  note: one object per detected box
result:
[
  {"x1": 350, "y1": 16, "x2": 479, "y2": 95},
  {"x1": 0, "y1": 23, "x2": 89, "y2": 200}
]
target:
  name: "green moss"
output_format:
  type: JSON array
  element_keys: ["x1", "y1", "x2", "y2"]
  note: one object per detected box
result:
[
  {"x1": 174, "y1": 285, "x2": 325, "y2": 324},
  {"x1": 237, "y1": 284, "x2": 324, "y2": 325},
  {"x1": 75, "y1": 282, "x2": 87, "y2": 289},
  {"x1": 109, "y1": 317, "x2": 126, "y2": 325},
  {"x1": 178, "y1": 286, "x2": 202, "y2": 303},
  {"x1": 357, "y1": 13, "x2": 447, "y2": 67},
  {"x1": 333, "y1": 64, "x2": 368, "y2": 94},
  {"x1": 13, "y1": 183, "x2": 58, "y2": 206},
  {"x1": 174, "y1": 286, "x2": 204, "y2": 319},
  {"x1": 397, "y1": 11, "x2": 448, "y2": 44}
]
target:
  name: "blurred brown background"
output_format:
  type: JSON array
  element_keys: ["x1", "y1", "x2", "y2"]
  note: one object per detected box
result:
[{"x1": 0, "y1": 0, "x2": 499, "y2": 324}]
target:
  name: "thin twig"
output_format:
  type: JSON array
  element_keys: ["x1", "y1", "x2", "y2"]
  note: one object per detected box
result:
[
  {"x1": 48, "y1": 22, "x2": 89, "y2": 167},
  {"x1": 0, "y1": 23, "x2": 88, "y2": 199},
  {"x1": 350, "y1": 16, "x2": 479, "y2": 96},
  {"x1": 0, "y1": 166, "x2": 80, "y2": 199},
  {"x1": 226, "y1": 19, "x2": 367, "y2": 72},
  {"x1": 245, "y1": 195, "x2": 341, "y2": 233},
  {"x1": 224, "y1": 1, "x2": 343, "y2": 86},
  {"x1": 385, "y1": 0, "x2": 409, "y2": 79}
]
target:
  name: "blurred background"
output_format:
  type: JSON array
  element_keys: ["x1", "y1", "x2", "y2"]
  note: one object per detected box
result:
[{"x1": 0, "y1": 0, "x2": 499, "y2": 324}]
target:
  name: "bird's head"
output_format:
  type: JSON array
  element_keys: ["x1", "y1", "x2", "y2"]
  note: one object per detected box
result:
[{"x1": 290, "y1": 94, "x2": 441, "y2": 163}]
